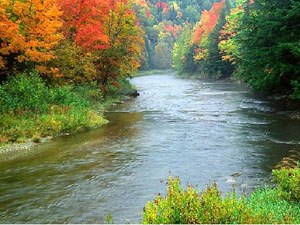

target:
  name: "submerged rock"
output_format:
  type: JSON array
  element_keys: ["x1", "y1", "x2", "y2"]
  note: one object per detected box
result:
[{"x1": 231, "y1": 172, "x2": 242, "y2": 177}]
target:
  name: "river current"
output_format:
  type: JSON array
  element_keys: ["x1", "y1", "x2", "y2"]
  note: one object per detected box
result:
[{"x1": 1, "y1": 73, "x2": 300, "y2": 223}]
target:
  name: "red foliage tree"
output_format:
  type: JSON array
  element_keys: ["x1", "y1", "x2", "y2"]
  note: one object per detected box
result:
[
  {"x1": 59, "y1": 0, "x2": 112, "y2": 51},
  {"x1": 192, "y1": 0, "x2": 226, "y2": 45}
]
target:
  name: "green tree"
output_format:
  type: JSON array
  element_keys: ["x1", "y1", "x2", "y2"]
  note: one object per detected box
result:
[
  {"x1": 238, "y1": 0, "x2": 300, "y2": 96},
  {"x1": 173, "y1": 26, "x2": 197, "y2": 74}
]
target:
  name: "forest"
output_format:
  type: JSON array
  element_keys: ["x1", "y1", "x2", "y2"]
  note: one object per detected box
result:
[
  {"x1": 0, "y1": 0, "x2": 300, "y2": 224},
  {"x1": 173, "y1": 0, "x2": 300, "y2": 98}
]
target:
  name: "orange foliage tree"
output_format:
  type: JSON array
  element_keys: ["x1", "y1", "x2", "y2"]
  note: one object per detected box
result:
[
  {"x1": 165, "y1": 24, "x2": 183, "y2": 38},
  {"x1": 0, "y1": 0, "x2": 144, "y2": 88},
  {"x1": 58, "y1": 0, "x2": 144, "y2": 87},
  {"x1": 0, "y1": 0, "x2": 62, "y2": 77},
  {"x1": 192, "y1": 0, "x2": 226, "y2": 60}
]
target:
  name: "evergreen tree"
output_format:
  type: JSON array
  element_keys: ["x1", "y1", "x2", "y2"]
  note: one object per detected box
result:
[{"x1": 238, "y1": 0, "x2": 300, "y2": 96}]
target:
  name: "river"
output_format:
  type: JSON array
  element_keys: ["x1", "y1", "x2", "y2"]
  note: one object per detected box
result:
[{"x1": 1, "y1": 73, "x2": 300, "y2": 223}]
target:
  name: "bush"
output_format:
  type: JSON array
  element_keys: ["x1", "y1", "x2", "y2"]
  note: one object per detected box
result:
[
  {"x1": 0, "y1": 71, "x2": 50, "y2": 113},
  {"x1": 73, "y1": 83, "x2": 104, "y2": 103},
  {"x1": 290, "y1": 81, "x2": 300, "y2": 100},
  {"x1": 0, "y1": 71, "x2": 105, "y2": 114},
  {"x1": 143, "y1": 176, "x2": 201, "y2": 224},
  {"x1": 143, "y1": 175, "x2": 300, "y2": 224},
  {"x1": 49, "y1": 85, "x2": 90, "y2": 108},
  {"x1": 0, "y1": 107, "x2": 106, "y2": 142},
  {"x1": 272, "y1": 166, "x2": 300, "y2": 202},
  {"x1": 106, "y1": 78, "x2": 137, "y2": 97},
  {"x1": 0, "y1": 71, "x2": 107, "y2": 144},
  {"x1": 247, "y1": 187, "x2": 300, "y2": 224},
  {"x1": 143, "y1": 177, "x2": 256, "y2": 224}
]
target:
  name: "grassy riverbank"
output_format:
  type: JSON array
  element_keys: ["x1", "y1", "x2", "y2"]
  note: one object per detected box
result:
[
  {"x1": 0, "y1": 71, "x2": 136, "y2": 148},
  {"x1": 143, "y1": 165, "x2": 300, "y2": 224}
]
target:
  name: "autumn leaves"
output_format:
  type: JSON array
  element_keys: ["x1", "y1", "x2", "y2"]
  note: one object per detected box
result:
[
  {"x1": 0, "y1": 0, "x2": 62, "y2": 73},
  {"x1": 192, "y1": 0, "x2": 226, "y2": 61},
  {"x1": 0, "y1": 0, "x2": 144, "y2": 87}
]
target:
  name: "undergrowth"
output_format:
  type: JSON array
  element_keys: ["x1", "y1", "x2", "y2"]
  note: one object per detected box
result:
[
  {"x1": 0, "y1": 71, "x2": 109, "y2": 145},
  {"x1": 143, "y1": 165, "x2": 300, "y2": 224}
]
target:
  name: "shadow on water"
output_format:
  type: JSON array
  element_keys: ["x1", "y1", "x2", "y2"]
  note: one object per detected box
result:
[{"x1": 0, "y1": 73, "x2": 300, "y2": 223}]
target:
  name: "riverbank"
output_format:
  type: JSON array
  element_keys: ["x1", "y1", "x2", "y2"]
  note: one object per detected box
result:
[
  {"x1": 0, "y1": 72, "x2": 137, "y2": 153},
  {"x1": 137, "y1": 69, "x2": 174, "y2": 76},
  {"x1": 176, "y1": 71, "x2": 300, "y2": 114},
  {"x1": 143, "y1": 165, "x2": 300, "y2": 224},
  {"x1": 175, "y1": 70, "x2": 238, "y2": 81}
]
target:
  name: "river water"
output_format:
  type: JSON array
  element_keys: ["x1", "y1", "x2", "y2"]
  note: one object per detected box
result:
[{"x1": 1, "y1": 73, "x2": 300, "y2": 223}]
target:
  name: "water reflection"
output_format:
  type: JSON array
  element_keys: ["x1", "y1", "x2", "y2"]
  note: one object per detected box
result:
[{"x1": 0, "y1": 74, "x2": 299, "y2": 223}]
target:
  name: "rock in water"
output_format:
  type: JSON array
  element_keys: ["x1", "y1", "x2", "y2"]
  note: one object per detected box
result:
[
  {"x1": 129, "y1": 90, "x2": 140, "y2": 98},
  {"x1": 231, "y1": 172, "x2": 242, "y2": 177}
]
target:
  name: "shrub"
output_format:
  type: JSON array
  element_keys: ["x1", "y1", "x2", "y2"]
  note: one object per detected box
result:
[
  {"x1": 106, "y1": 78, "x2": 136, "y2": 97},
  {"x1": 247, "y1": 187, "x2": 300, "y2": 224},
  {"x1": 0, "y1": 71, "x2": 105, "y2": 114},
  {"x1": 272, "y1": 166, "x2": 300, "y2": 202},
  {"x1": 197, "y1": 184, "x2": 254, "y2": 224},
  {"x1": 143, "y1": 176, "x2": 201, "y2": 224},
  {"x1": 143, "y1": 176, "x2": 256, "y2": 224},
  {"x1": 0, "y1": 70, "x2": 107, "y2": 144},
  {"x1": 49, "y1": 85, "x2": 90, "y2": 108},
  {"x1": 73, "y1": 84, "x2": 104, "y2": 103},
  {"x1": 0, "y1": 71, "x2": 50, "y2": 113},
  {"x1": 290, "y1": 80, "x2": 300, "y2": 100},
  {"x1": 143, "y1": 175, "x2": 300, "y2": 224},
  {"x1": 0, "y1": 106, "x2": 106, "y2": 142}
]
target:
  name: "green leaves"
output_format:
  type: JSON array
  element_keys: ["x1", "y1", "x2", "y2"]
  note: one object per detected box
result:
[
  {"x1": 143, "y1": 172, "x2": 300, "y2": 224},
  {"x1": 238, "y1": 0, "x2": 300, "y2": 94},
  {"x1": 272, "y1": 166, "x2": 300, "y2": 202}
]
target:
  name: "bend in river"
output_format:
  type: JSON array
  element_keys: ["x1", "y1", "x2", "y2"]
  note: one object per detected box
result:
[{"x1": 1, "y1": 73, "x2": 300, "y2": 223}]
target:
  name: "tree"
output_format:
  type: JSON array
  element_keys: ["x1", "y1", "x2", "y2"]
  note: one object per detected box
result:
[
  {"x1": 202, "y1": 0, "x2": 234, "y2": 78},
  {"x1": 57, "y1": 0, "x2": 144, "y2": 87},
  {"x1": 192, "y1": 0, "x2": 226, "y2": 61},
  {"x1": 50, "y1": 40, "x2": 98, "y2": 85},
  {"x1": 238, "y1": 0, "x2": 300, "y2": 95},
  {"x1": 219, "y1": 0, "x2": 251, "y2": 65},
  {"x1": 94, "y1": 1, "x2": 145, "y2": 87},
  {"x1": 132, "y1": 0, "x2": 223, "y2": 71},
  {"x1": 0, "y1": 0, "x2": 62, "y2": 79},
  {"x1": 59, "y1": 0, "x2": 110, "y2": 51},
  {"x1": 173, "y1": 26, "x2": 197, "y2": 74}
]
